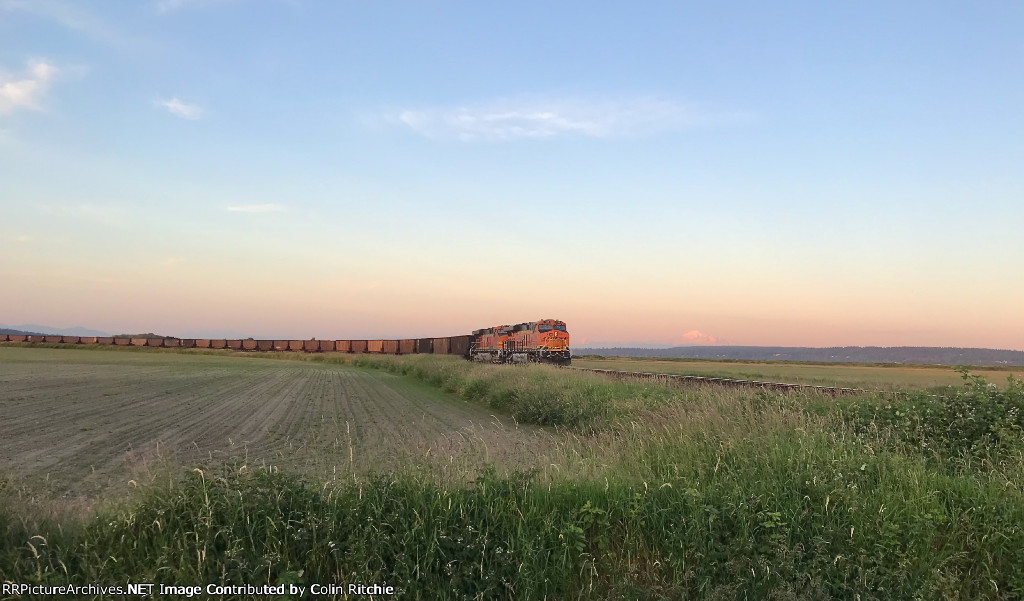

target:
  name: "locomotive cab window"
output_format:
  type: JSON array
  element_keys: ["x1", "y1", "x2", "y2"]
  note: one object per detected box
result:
[
  {"x1": 537, "y1": 325, "x2": 553, "y2": 332},
  {"x1": 554, "y1": 325, "x2": 567, "y2": 332}
]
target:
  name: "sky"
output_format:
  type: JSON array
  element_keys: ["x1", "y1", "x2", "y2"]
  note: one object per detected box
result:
[{"x1": 1, "y1": 1, "x2": 1022, "y2": 349}]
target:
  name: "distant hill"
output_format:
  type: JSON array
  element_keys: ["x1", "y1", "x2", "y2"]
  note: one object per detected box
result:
[
  {"x1": 0, "y1": 328, "x2": 46, "y2": 336},
  {"x1": 575, "y1": 346, "x2": 1024, "y2": 367},
  {"x1": 1, "y1": 324, "x2": 109, "y2": 337}
]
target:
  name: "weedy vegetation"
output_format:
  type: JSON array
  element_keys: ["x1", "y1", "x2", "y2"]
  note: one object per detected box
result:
[{"x1": 2, "y1": 347, "x2": 1023, "y2": 599}]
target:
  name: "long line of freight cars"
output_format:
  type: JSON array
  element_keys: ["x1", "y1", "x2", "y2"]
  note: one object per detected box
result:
[{"x1": 0, "y1": 334, "x2": 472, "y2": 356}]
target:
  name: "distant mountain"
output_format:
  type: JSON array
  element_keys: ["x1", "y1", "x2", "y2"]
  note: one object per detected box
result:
[
  {"x1": 1, "y1": 328, "x2": 46, "y2": 336},
  {"x1": 575, "y1": 346, "x2": 1024, "y2": 367},
  {"x1": 3, "y1": 324, "x2": 111, "y2": 337}
]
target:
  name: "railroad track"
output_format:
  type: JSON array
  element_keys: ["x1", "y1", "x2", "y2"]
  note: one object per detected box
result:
[{"x1": 569, "y1": 367, "x2": 879, "y2": 396}]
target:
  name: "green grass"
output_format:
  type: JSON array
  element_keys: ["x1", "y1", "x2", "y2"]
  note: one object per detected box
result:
[
  {"x1": 3, "y1": 459, "x2": 1022, "y2": 599},
  {"x1": 4, "y1": 390, "x2": 1023, "y2": 599},
  {"x1": 3, "y1": 348, "x2": 1024, "y2": 598},
  {"x1": 349, "y1": 354, "x2": 697, "y2": 431}
]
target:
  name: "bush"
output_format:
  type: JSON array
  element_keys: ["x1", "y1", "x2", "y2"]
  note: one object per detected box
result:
[{"x1": 841, "y1": 369, "x2": 1024, "y2": 469}]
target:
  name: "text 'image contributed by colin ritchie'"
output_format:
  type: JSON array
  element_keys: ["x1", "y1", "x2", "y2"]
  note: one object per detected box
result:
[{"x1": 2, "y1": 583, "x2": 396, "y2": 597}]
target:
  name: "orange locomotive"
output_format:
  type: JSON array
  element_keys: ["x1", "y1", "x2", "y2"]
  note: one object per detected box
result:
[{"x1": 469, "y1": 319, "x2": 571, "y2": 365}]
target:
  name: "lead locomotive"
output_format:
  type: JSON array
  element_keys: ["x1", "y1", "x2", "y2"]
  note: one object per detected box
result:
[{"x1": 469, "y1": 319, "x2": 571, "y2": 365}]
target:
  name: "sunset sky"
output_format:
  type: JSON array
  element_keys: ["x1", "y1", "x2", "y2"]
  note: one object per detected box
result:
[{"x1": 2, "y1": 1, "x2": 1022, "y2": 349}]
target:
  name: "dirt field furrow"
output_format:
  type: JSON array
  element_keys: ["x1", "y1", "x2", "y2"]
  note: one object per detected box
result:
[{"x1": 0, "y1": 348, "x2": 556, "y2": 495}]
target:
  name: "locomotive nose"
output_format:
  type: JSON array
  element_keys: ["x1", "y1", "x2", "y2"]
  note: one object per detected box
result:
[{"x1": 546, "y1": 331, "x2": 568, "y2": 345}]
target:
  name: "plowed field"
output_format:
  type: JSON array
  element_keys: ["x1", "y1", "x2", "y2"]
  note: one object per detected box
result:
[{"x1": 0, "y1": 348, "x2": 553, "y2": 495}]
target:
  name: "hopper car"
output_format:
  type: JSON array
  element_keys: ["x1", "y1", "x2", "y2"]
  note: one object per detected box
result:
[{"x1": 0, "y1": 319, "x2": 570, "y2": 365}]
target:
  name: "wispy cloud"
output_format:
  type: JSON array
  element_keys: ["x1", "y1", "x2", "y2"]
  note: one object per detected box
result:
[
  {"x1": 155, "y1": 0, "x2": 234, "y2": 14},
  {"x1": 158, "y1": 97, "x2": 204, "y2": 120},
  {"x1": 1, "y1": 0, "x2": 132, "y2": 47},
  {"x1": 392, "y1": 96, "x2": 710, "y2": 142},
  {"x1": 226, "y1": 204, "x2": 287, "y2": 213},
  {"x1": 0, "y1": 60, "x2": 57, "y2": 116}
]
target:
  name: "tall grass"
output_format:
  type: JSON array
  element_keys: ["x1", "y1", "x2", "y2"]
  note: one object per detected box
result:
[{"x1": 4, "y1": 418, "x2": 1023, "y2": 598}]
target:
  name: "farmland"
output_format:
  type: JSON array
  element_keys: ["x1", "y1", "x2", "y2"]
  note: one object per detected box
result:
[
  {"x1": 0, "y1": 347, "x2": 554, "y2": 496},
  {"x1": 573, "y1": 355, "x2": 1024, "y2": 391},
  {"x1": 3, "y1": 346, "x2": 1024, "y2": 599}
]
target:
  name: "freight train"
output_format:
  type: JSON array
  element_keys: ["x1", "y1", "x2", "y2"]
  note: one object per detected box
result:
[{"x1": 0, "y1": 319, "x2": 571, "y2": 365}]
